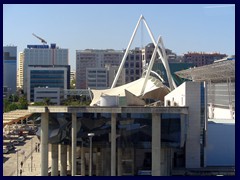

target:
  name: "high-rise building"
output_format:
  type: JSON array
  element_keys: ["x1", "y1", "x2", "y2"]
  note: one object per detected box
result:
[
  {"x1": 17, "y1": 52, "x2": 24, "y2": 89},
  {"x1": 76, "y1": 49, "x2": 123, "y2": 89},
  {"x1": 3, "y1": 46, "x2": 17, "y2": 95},
  {"x1": 107, "y1": 65, "x2": 125, "y2": 88},
  {"x1": 23, "y1": 44, "x2": 68, "y2": 93},
  {"x1": 86, "y1": 68, "x2": 108, "y2": 89},
  {"x1": 124, "y1": 48, "x2": 142, "y2": 83},
  {"x1": 183, "y1": 52, "x2": 227, "y2": 67}
]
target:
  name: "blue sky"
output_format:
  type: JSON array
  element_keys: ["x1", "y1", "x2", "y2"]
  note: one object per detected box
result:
[{"x1": 3, "y1": 4, "x2": 235, "y2": 70}]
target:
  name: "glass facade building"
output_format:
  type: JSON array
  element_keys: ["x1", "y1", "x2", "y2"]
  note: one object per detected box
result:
[
  {"x1": 3, "y1": 46, "x2": 17, "y2": 95},
  {"x1": 37, "y1": 112, "x2": 183, "y2": 176},
  {"x1": 27, "y1": 65, "x2": 70, "y2": 102}
]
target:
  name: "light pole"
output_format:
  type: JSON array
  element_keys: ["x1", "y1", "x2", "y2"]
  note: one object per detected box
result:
[{"x1": 88, "y1": 133, "x2": 95, "y2": 176}]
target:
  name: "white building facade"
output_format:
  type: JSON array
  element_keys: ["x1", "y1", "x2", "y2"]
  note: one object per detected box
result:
[{"x1": 23, "y1": 44, "x2": 68, "y2": 93}]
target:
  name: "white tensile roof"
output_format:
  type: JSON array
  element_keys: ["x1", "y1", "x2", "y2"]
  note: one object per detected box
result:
[{"x1": 90, "y1": 76, "x2": 170, "y2": 106}]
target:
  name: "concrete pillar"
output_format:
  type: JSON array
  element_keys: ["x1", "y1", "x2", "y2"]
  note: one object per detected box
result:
[
  {"x1": 96, "y1": 148, "x2": 100, "y2": 176},
  {"x1": 180, "y1": 114, "x2": 185, "y2": 148},
  {"x1": 102, "y1": 148, "x2": 110, "y2": 176},
  {"x1": 68, "y1": 145, "x2": 72, "y2": 173},
  {"x1": 101, "y1": 148, "x2": 106, "y2": 176},
  {"x1": 60, "y1": 144, "x2": 67, "y2": 176},
  {"x1": 117, "y1": 148, "x2": 122, "y2": 176},
  {"x1": 152, "y1": 113, "x2": 161, "y2": 176},
  {"x1": 41, "y1": 112, "x2": 49, "y2": 176},
  {"x1": 203, "y1": 81, "x2": 208, "y2": 167},
  {"x1": 51, "y1": 144, "x2": 59, "y2": 176},
  {"x1": 111, "y1": 113, "x2": 117, "y2": 176},
  {"x1": 81, "y1": 146, "x2": 85, "y2": 176},
  {"x1": 71, "y1": 113, "x2": 77, "y2": 176},
  {"x1": 185, "y1": 82, "x2": 201, "y2": 168}
]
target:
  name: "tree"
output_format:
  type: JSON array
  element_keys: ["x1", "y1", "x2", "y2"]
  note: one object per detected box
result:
[
  {"x1": 43, "y1": 97, "x2": 51, "y2": 105},
  {"x1": 8, "y1": 103, "x2": 18, "y2": 111},
  {"x1": 3, "y1": 99, "x2": 11, "y2": 112},
  {"x1": 18, "y1": 96, "x2": 28, "y2": 109},
  {"x1": 70, "y1": 79, "x2": 76, "y2": 89}
]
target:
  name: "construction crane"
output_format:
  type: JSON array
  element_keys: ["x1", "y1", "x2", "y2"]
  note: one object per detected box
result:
[{"x1": 32, "y1": 33, "x2": 47, "y2": 44}]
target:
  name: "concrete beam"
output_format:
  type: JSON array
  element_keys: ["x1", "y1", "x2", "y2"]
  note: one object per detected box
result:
[{"x1": 28, "y1": 106, "x2": 188, "y2": 114}]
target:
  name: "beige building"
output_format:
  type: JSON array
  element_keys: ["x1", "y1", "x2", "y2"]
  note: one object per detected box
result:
[
  {"x1": 17, "y1": 52, "x2": 24, "y2": 89},
  {"x1": 76, "y1": 49, "x2": 123, "y2": 89},
  {"x1": 183, "y1": 52, "x2": 226, "y2": 67}
]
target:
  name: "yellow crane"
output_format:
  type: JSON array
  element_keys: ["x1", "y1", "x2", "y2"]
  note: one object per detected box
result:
[{"x1": 32, "y1": 33, "x2": 47, "y2": 44}]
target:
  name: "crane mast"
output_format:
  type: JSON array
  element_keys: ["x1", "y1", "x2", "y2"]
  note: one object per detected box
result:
[{"x1": 32, "y1": 33, "x2": 47, "y2": 44}]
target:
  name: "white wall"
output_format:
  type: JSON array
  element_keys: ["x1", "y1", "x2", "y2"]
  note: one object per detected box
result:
[
  {"x1": 165, "y1": 81, "x2": 201, "y2": 168},
  {"x1": 209, "y1": 106, "x2": 234, "y2": 120}
]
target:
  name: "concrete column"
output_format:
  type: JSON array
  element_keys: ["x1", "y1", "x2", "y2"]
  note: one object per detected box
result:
[
  {"x1": 180, "y1": 114, "x2": 185, "y2": 147},
  {"x1": 185, "y1": 82, "x2": 201, "y2": 168},
  {"x1": 111, "y1": 113, "x2": 117, "y2": 176},
  {"x1": 68, "y1": 145, "x2": 72, "y2": 173},
  {"x1": 71, "y1": 113, "x2": 77, "y2": 176},
  {"x1": 101, "y1": 148, "x2": 106, "y2": 176},
  {"x1": 204, "y1": 81, "x2": 208, "y2": 167},
  {"x1": 117, "y1": 148, "x2": 122, "y2": 176},
  {"x1": 51, "y1": 144, "x2": 59, "y2": 176},
  {"x1": 152, "y1": 113, "x2": 161, "y2": 176},
  {"x1": 81, "y1": 146, "x2": 85, "y2": 176},
  {"x1": 41, "y1": 112, "x2": 49, "y2": 176},
  {"x1": 60, "y1": 144, "x2": 67, "y2": 176},
  {"x1": 96, "y1": 148, "x2": 100, "y2": 176}
]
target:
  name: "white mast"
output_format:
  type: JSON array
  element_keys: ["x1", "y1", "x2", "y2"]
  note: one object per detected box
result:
[
  {"x1": 111, "y1": 15, "x2": 176, "y2": 91},
  {"x1": 111, "y1": 15, "x2": 144, "y2": 89}
]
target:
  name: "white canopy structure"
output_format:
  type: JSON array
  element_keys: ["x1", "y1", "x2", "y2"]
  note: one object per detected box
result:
[
  {"x1": 90, "y1": 76, "x2": 170, "y2": 106},
  {"x1": 90, "y1": 15, "x2": 175, "y2": 106},
  {"x1": 175, "y1": 60, "x2": 235, "y2": 82}
]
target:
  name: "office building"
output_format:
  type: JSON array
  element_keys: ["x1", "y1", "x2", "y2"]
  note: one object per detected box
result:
[
  {"x1": 23, "y1": 44, "x2": 68, "y2": 93},
  {"x1": 183, "y1": 52, "x2": 227, "y2": 67},
  {"x1": 107, "y1": 65, "x2": 126, "y2": 88},
  {"x1": 86, "y1": 68, "x2": 108, "y2": 89},
  {"x1": 34, "y1": 87, "x2": 63, "y2": 105},
  {"x1": 27, "y1": 65, "x2": 70, "y2": 102},
  {"x1": 3, "y1": 46, "x2": 17, "y2": 95},
  {"x1": 124, "y1": 48, "x2": 142, "y2": 83},
  {"x1": 76, "y1": 49, "x2": 123, "y2": 89}
]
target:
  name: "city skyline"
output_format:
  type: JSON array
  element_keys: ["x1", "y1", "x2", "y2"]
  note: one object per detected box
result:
[{"x1": 3, "y1": 4, "x2": 235, "y2": 71}]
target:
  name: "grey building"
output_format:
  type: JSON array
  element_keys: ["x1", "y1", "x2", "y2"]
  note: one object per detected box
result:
[
  {"x1": 3, "y1": 46, "x2": 17, "y2": 95},
  {"x1": 76, "y1": 49, "x2": 123, "y2": 89}
]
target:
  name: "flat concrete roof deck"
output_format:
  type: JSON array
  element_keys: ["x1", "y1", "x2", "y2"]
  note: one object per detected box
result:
[
  {"x1": 3, "y1": 109, "x2": 33, "y2": 127},
  {"x1": 28, "y1": 106, "x2": 188, "y2": 114}
]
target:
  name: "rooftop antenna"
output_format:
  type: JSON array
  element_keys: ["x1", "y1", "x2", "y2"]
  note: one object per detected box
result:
[{"x1": 32, "y1": 33, "x2": 47, "y2": 44}]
